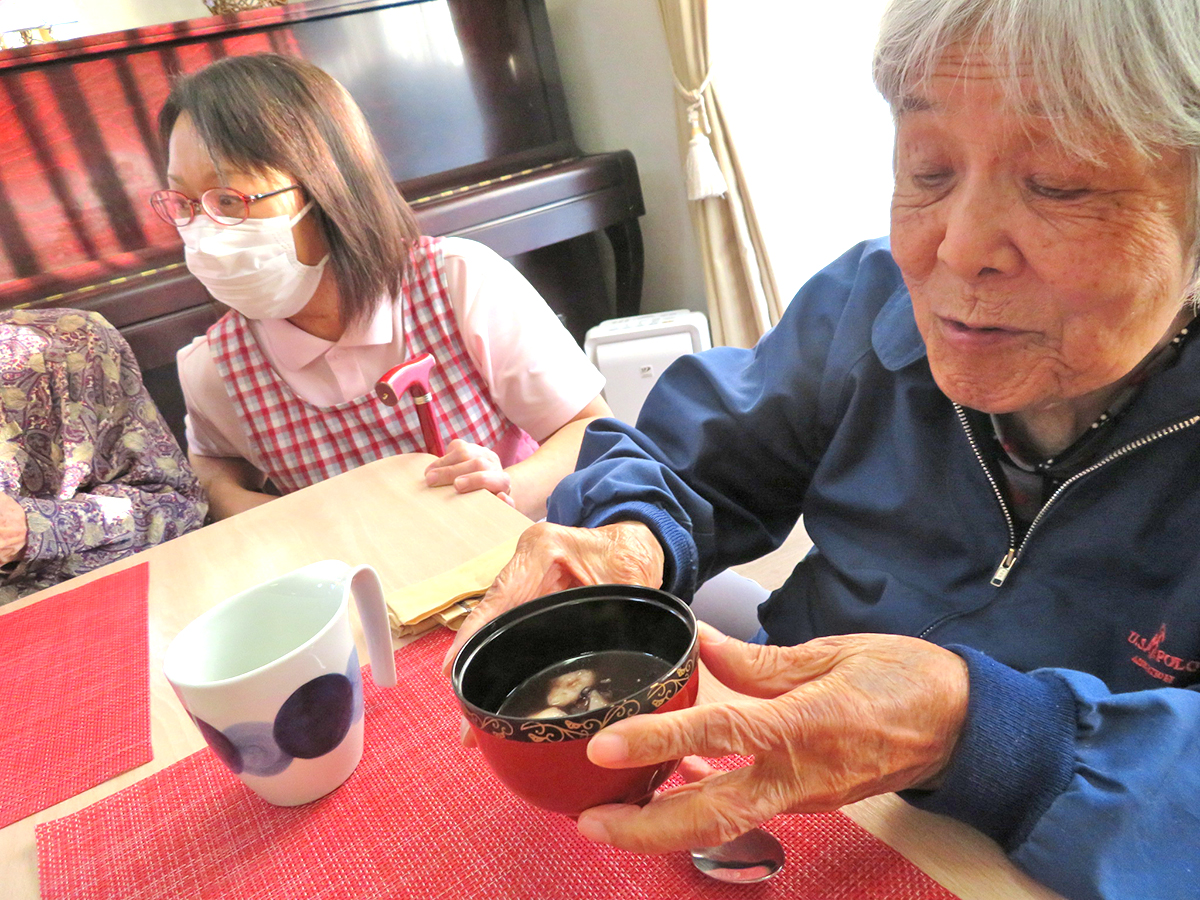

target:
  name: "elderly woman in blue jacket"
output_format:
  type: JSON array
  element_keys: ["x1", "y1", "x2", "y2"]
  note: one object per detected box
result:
[{"x1": 448, "y1": 1, "x2": 1200, "y2": 898}]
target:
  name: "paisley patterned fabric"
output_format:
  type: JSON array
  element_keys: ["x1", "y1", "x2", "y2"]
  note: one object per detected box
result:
[{"x1": 0, "y1": 309, "x2": 207, "y2": 602}]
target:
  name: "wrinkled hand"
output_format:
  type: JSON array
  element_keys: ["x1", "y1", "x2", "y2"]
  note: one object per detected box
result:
[
  {"x1": 425, "y1": 439, "x2": 514, "y2": 507},
  {"x1": 443, "y1": 520, "x2": 665, "y2": 673},
  {"x1": 574, "y1": 623, "x2": 970, "y2": 854},
  {"x1": 0, "y1": 494, "x2": 28, "y2": 566}
]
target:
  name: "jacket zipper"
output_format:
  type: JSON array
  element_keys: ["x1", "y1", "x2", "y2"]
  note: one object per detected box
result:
[{"x1": 954, "y1": 404, "x2": 1200, "y2": 588}]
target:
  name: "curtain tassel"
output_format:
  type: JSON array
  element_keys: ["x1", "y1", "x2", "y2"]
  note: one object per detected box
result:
[
  {"x1": 685, "y1": 126, "x2": 728, "y2": 200},
  {"x1": 684, "y1": 101, "x2": 727, "y2": 200}
]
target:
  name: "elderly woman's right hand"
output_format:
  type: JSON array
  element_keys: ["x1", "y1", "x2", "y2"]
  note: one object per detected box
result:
[
  {"x1": 575, "y1": 625, "x2": 970, "y2": 854},
  {"x1": 442, "y1": 520, "x2": 665, "y2": 672}
]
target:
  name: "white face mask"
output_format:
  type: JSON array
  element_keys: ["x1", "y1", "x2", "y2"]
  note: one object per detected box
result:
[{"x1": 179, "y1": 202, "x2": 329, "y2": 320}]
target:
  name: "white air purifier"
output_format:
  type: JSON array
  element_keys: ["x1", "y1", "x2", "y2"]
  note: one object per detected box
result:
[{"x1": 584, "y1": 310, "x2": 712, "y2": 425}]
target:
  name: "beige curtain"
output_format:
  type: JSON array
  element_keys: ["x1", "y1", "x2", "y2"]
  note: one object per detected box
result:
[{"x1": 657, "y1": 0, "x2": 783, "y2": 348}]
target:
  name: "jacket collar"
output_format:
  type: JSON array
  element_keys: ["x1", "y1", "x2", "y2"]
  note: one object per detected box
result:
[
  {"x1": 1112, "y1": 316, "x2": 1200, "y2": 438},
  {"x1": 871, "y1": 282, "x2": 927, "y2": 372}
]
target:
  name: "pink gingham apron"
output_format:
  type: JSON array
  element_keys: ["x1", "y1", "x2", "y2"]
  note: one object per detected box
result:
[{"x1": 208, "y1": 236, "x2": 534, "y2": 493}]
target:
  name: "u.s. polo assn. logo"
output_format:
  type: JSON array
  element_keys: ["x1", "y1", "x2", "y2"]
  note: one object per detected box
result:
[{"x1": 1128, "y1": 624, "x2": 1200, "y2": 684}]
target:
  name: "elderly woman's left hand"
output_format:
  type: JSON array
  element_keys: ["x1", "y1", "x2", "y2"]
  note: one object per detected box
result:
[
  {"x1": 576, "y1": 623, "x2": 969, "y2": 853},
  {"x1": 424, "y1": 439, "x2": 515, "y2": 507}
]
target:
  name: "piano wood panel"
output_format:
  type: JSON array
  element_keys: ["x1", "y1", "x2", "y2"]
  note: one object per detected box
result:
[
  {"x1": 0, "y1": 0, "x2": 577, "y2": 297},
  {"x1": 0, "y1": 0, "x2": 645, "y2": 449},
  {"x1": 0, "y1": 31, "x2": 297, "y2": 286}
]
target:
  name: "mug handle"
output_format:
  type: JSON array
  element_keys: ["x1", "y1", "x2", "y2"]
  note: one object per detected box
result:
[{"x1": 350, "y1": 565, "x2": 398, "y2": 688}]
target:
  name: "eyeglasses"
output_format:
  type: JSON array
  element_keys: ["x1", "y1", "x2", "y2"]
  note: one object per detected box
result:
[{"x1": 149, "y1": 184, "x2": 302, "y2": 227}]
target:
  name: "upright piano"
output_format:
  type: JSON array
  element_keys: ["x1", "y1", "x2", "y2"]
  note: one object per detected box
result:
[{"x1": 0, "y1": 0, "x2": 645, "y2": 446}]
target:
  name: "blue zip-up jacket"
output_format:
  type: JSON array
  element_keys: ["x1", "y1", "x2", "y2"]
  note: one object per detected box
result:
[{"x1": 548, "y1": 239, "x2": 1200, "y2": 900}]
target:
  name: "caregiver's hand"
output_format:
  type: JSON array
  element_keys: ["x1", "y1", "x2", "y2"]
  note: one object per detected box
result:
[
  {"x1": 443, "y1": 520, "x2": 665, "y2": 672},
  {"x1": 425, "y1": 439, "x2": 515, "y2": 507},
  {"x1": 575, "y1": 623, "x2": 970, "y2": 854}
]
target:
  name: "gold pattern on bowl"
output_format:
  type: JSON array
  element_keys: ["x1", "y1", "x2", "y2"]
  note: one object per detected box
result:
[{"x1": 466, "y1": 656, "x2": 697, "y2": 742}]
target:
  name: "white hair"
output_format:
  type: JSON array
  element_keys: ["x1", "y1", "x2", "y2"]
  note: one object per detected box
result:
[{"x1": 873, "y1": 0, "x2": 1200, "y2": 285}]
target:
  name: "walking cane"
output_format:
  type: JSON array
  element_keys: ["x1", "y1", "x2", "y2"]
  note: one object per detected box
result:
[{"x1": 375, "y1": 352, "x2": 447, "y2": 456}]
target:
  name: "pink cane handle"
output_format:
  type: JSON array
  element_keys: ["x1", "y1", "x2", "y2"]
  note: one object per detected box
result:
[
  {"x1": 375, "y1": 353, "x2": 447, "y2": 456},
  {"x1": 376, "y1": 353, "x2": 436, "y2": 404}
]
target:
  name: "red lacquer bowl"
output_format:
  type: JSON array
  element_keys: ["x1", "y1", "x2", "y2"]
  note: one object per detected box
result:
[{"x1": 451, "y1": 585, "x2": 699, "y2": 817}]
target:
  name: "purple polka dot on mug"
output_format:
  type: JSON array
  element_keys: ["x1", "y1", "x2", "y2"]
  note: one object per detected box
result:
[
  {"x1": 193, "y1": 715, "x2": 243, "y2": 774},
  {"x1": 225, "y1": 720, "x2": 293, "y2": 777},
  {"x1": 273, "y1": 673, "x2": 354, "y2": 759}
]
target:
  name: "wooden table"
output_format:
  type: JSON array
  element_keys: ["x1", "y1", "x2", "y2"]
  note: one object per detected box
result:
[{"x1": 0, "y1": 454, "x2": 1061, "y2": 900}]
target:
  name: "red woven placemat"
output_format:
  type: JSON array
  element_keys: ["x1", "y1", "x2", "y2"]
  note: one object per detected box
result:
[
  {"x1": 37, "y1": 628, "x2": 957, "y2": 900},
  {"x1": 0, "y1": 563, "x2": 151, "y2": 828}
]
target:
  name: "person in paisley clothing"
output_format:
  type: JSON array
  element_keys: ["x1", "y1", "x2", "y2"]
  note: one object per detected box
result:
[
  {"x1": 0, "y1": 309, "x2": 207, "y2": 602},
  {"x1": 157, "y1": 54, "x2": 610, "y2": 522}
]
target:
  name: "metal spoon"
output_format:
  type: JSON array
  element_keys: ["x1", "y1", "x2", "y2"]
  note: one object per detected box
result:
[{"x1": 690, "y1": 827, "x2": 785, "y2": 884}]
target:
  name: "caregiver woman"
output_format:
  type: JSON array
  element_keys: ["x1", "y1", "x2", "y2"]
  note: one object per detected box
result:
[
  {"x1": 449, "y1": 1, "x2": 1200, "y2": 898},
  {"x1": 155, "y1": 54, "x2": 609, "y2": 521}
]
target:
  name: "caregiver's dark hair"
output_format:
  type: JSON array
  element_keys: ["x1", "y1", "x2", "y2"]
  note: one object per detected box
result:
[{"x1": 158, "y1": 53, "x2": 420, "y2": 325}]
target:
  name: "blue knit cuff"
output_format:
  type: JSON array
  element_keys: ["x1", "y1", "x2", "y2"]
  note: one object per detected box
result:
[
  {"x1": 901, "y1": 646, "x2": 1077, "y2": 850},
  {"x1": 581, "y1": 501, "x2": 699, "y2": 600}
]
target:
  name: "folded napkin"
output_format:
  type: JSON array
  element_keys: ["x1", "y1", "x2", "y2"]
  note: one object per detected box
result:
[
  {"x1": 0, "y1": 563, "x2": 151, "y2": 828},
  {"x1": 37, "y1": 628, "x2": 957, "y2": 900},
  {"x1": 385, "y1": 536, "x2": 518, "y2": 636}
]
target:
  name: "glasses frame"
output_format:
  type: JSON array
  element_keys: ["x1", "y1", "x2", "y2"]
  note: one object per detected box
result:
[{"x1": 149, "y1": 184, "x2": 302, "y2": 227}]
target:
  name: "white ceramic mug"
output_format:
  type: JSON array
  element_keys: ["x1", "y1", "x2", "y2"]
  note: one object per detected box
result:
[{"x1": 163, "y1": 560, "x2": 397, "y2": 806}]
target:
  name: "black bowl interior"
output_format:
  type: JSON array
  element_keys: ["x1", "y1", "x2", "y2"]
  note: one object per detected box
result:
[{"x1": 455, "y1": 585, "x2": 695, "y2": 716}]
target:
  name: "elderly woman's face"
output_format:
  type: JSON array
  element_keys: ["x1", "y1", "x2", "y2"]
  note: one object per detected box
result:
[{"x1": 890, "y1": 46, "x2": 1194, "y2": 416}]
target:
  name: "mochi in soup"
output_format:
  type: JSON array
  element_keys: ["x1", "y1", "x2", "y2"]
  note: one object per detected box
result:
[{"x1": 496, "y1": 650, "x2": 672, "y2": 719}]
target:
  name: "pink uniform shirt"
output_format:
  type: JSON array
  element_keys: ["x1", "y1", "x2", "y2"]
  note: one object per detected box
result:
[{"x1": 178, "y1": 237, "x2": 605, "y2": 471}]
